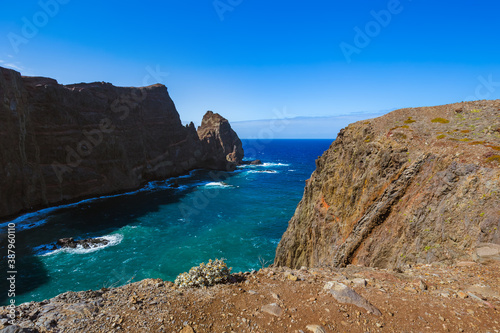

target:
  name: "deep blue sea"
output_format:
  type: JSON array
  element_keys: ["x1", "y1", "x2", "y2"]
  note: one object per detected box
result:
[{"x1": 0, "y1": 139, "x2": 332, "y2": 305}]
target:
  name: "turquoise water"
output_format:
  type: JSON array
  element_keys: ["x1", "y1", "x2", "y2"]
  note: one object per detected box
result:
[{"x1": 0, "y1": 139, "x2": 332, "y2": 305}]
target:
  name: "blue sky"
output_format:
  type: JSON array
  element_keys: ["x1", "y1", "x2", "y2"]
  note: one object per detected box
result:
[{"x1": 1, "y1": 0, "x2": 499, "y2": 138}]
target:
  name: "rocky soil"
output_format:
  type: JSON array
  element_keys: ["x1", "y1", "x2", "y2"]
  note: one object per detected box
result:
[
  {"x1": 276, "y1": 100, "x2": 500, "y2": 270},
  {"x1": 1, "y1": 260, "x2": 499, "y2": 333},
  {"x1": 0, "y1": 66, "x2": 243, "y2": 220}
]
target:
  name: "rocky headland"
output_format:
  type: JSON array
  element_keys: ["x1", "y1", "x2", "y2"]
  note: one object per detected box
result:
[
  {"x1": 0, "y1": 66, "x2": 243, "y2": 221},
  {"x1": 276, "y1": 100, "x2": 500, "y2": 270}
]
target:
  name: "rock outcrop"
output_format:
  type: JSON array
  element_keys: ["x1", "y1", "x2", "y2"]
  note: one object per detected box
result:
[
  {"x1": 275, "y1": 100, "x2": 500, "y2": 269},
  {"x1": 56, "y1": 237, "x2": 109, "y2": 249},
  {"x1": 0, "y1": 66, "x2": 243, "y2": 220},
  {"x1": 197, "y1": 111, "x2": 244, "y2": 170}
]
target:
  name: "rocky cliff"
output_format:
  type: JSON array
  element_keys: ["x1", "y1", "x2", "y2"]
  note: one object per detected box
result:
[
  {"x1": 275, "y1": 100, "x2": 500, "y2": 269},
  {"x1": 197, "y1": 111, "x2": 244, "y2": 170},
  {"x1": 0, "y1": 66, "x2": 243, "y2": 220}
]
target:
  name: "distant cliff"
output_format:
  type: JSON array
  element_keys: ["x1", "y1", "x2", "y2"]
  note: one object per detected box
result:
[
  {"x1": 0, "y1": 66, "x2": 243, "y2": 220},
  {"x1": 275, "y1": 100, "x2": 500, "y2": 269}
]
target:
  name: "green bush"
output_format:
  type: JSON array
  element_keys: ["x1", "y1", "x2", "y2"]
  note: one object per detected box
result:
[
  {"x1": 175, "y1": 259, "x2": 232, "y2": 288},
  {"x1": 431, "y1": 118, "x2": 450, "y2": 124}
]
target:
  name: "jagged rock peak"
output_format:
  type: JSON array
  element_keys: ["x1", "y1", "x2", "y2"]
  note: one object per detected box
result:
[{"x1": 197, "y1": 111, "x2": 244, "y2": 169}]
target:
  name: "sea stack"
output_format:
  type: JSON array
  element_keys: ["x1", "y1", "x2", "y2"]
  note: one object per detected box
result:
[
  {"x1": 197, "y1": 111, "x2": 244, "y2": 171},
  {"x1": 275, "y1": 100, "x2": 500, "y2": 269}
]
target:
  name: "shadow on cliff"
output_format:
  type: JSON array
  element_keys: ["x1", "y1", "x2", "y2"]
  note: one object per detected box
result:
[{"x1": 15, "y1": 169, "x2": 239, "y2": 245}]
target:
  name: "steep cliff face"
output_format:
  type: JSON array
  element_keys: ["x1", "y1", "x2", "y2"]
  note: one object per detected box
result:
[
  {"x1": 275, "y1": 100, "x2": 500, "y2": 269},
  {"x1": 0, "y1": 67, "x2": 243, "y2": 220}
]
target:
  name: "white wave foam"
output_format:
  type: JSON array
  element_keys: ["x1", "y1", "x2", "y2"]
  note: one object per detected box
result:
[
  {"x1": 236, "y1": 164, "x2": 257, "y2": 169},
  {"x1": 40, "y1": 234, "x2": 123, "y2": 256},
  {"x1": 237, "y1": 162, "x2": 289, "y2": 170},
  {"x1": 247, "y1": 170, "x2": 278, "y2": 174},
  {"x1": 203, "y1": 182, "x2": 233, "y2": 188},
  {"x1": 0, "y1": 172, "x2": 198, "y2": 232},
  {"x1": 261, "y1": 162, "x2": 290, "y2": 167}
]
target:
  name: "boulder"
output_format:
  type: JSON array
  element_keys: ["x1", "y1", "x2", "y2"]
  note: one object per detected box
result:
[
  {"x1": 241, "y1": 159, "x2": 262, "y2": 165},
  {"x1": 324, "y1": 281, "x2": 381, "y2": 315}
]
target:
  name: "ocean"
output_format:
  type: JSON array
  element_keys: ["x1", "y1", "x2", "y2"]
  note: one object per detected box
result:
[{"x1": 0, "y1": 139, "x2": 332, "y2": 305}]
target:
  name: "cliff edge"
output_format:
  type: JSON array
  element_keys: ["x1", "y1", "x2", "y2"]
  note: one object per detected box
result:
[
  {"x1": 0, "y1": 66, "x2": 243, "y2": 220},
  {"x1": 275, "y1": 100, "x2": 500, "y2": 269}
]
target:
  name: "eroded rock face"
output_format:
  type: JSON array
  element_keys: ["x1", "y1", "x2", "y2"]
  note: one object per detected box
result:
[
  {"x1": 197, "y1": 111, "x2": 244, "y2": 170},
  {"x1": 0, "y1": 67, "x2": 243, "y2": 219},
  {"x1": 275, "y1": 100, "x2": 500, "y2": 269}
]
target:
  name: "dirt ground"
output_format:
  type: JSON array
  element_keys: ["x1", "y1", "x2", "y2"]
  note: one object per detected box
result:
[{"x1": 1, "y1": 260, "x2": 500, "y2": 333}]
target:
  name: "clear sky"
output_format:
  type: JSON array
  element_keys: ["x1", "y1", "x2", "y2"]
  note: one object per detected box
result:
[{"x1": 1, "y1": 0, "x2": 499, "y2": 138}]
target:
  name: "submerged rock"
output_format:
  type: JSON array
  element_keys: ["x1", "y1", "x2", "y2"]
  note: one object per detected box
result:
[
  {"x1": 241, "y1": 159, "x2": 262, "y2": 165},
  {"x1": 56, "y1": 237, "x2": 109, "y2": 249}
]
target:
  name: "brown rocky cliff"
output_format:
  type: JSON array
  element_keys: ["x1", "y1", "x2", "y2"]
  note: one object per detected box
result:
[
  {"x1": 197, "y1": 110, "x2": 244, "y2": 170},
  {"x1": 0, "y1": 67, "x2": 243, "y2": 220},
  {"x1": 275, "y1": 100, "x2": 500, "y2": 270}
]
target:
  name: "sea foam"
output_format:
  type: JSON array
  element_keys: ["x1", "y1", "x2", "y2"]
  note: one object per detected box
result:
[{"x1": 203, "y1": 182, "x2": 234, "y2": 188}]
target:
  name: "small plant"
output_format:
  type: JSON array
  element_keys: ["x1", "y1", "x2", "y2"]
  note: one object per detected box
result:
[
  {"x1": 485, "y1": 145, "x2": 500, "y2": 151},
  {"x1": 470, "y1": 109, "x2": 481, "y2": 113},
  {"x1": 431, "y1": 118, "x2": 450, "y2": 124},
  {"x1": 258, "y1": 256, "x2": 272, "y2": 269},
  {"x1": 486, "y1": 155, "x2": 500, "y2": 163},
  {"x1": 175, "y1": 259, "x2": 232, "y2": 288},
  {"x1": 404, "y1": 117, "x2": 416, "y2": 124},
  {"x1": 390, "y1": 125, "x2": 410, "y2": 130},
  {"x1": 436, "y1": 134, "x2": 446, "y2": 139}
]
